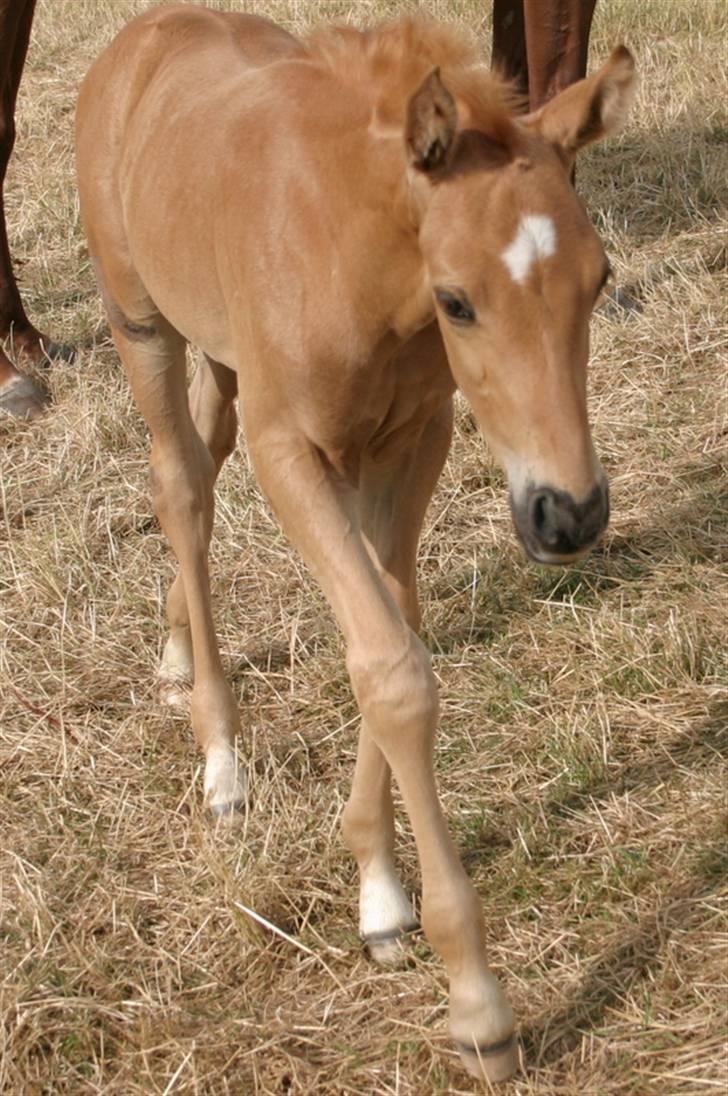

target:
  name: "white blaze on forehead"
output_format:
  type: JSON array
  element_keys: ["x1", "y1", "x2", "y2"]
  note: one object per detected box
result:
[{"x1": 502, "y1": 214, "x2": 557, "y2": 284}]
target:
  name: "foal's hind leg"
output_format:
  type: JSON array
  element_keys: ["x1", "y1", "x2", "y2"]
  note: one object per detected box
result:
[
  {"x1": 160, "y1": 356, "x2": 238, "y2": 703},
  {"x1": 107, "y1": 307, "x2": 244, "y2": 816},
  {"x1": 343, "y1": 404, "x2": 453, "y2": 963}
]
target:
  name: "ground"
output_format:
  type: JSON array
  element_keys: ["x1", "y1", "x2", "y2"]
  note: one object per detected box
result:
[{"x1": 0, "y1": 1, "x2": 726, "y2": 1093}]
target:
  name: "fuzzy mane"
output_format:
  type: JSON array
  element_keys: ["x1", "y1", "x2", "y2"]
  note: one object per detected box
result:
[{"x1": 304, "y1": 18, "x2": 522, "y2": 140}]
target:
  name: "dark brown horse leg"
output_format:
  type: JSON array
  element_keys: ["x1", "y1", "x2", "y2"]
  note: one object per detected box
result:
[
  {"x1": 0, "y1": 0, "x2": 71, "y2": 416},
  {"x1": 522, "y1": 0, "x2": 598, "y2": 112},
  {"x1": 491, "y1": 1, "x2": 638, "y2": 318},
  {"x1": 493, "y1": 0, "x2": 596, "y2": 193},
  {"x1": 491, "y1": 0, "x2": 529, "y2": 101},
  {"x1": 492, "y1": 1, "x2": 598, "y2": 112},
  {"x1": 0, "y1": 0, "x2": 46, "y2": 415}
]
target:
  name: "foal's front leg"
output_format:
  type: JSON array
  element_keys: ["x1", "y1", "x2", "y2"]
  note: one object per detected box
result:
[
  {"x1": 342, "y1": 406, "x2": 453, "y2": 962},
  {"x1": 341, "y1": 726, "x2": 418, "y2": 962},
  {"x1": 247, "y1": 416, "x2": 517, "y2": 1083}
]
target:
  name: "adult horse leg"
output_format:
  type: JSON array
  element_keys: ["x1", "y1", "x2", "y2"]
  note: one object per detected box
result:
[
  {"x1": 491, "y1": 0, "x2": 598, "y2": 112},
  {"x1": 342, "y1": 401, "x2": 453, "y2": 964},
  {"x1": 246, "y1": 403, "x2": 516, "y2": 1083},
  {"x1": 490, "y1": 0, "x2": 529, "y2": 100},
  {"x1": 0, "y1": 0, "x2": 43, "y2": 416},
  {"x1": 0, "y1": 0, "x2": 72, "y2": 417},
  {"x1": 160, "y1": 355, "x2": 238, "y2": 705},
  {"x1": 521, "y1": 0, "x2": 598, "y2": 111}
]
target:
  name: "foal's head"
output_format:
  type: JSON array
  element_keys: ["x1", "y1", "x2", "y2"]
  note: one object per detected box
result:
[{"x1": 407, "y1": 47, "x2": 636, "y2": 564}]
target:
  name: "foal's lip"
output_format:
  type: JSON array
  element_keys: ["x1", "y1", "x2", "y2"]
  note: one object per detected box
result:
[
  {"x1": 521, "y1": 540, "x2": 593, "y2": 566},
  {"x1": 512, "y1": 516, "x2": 598, "y2": 565}
]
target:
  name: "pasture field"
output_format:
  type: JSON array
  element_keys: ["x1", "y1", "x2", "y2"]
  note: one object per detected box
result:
[{"x1": 1, "y1": 0, "x2": 726, "y2": 1092}]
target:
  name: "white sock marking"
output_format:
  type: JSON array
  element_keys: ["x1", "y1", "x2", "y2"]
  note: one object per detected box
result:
[
  {"x1": 359, "y1": 864, "x2": 415, "y2": 937},
  {"x1": 204, "y1": 743, "x2": 247, "y2": 808},
  {"x1": 502, "y1": 214, "x2": 557, "y2": 284}
]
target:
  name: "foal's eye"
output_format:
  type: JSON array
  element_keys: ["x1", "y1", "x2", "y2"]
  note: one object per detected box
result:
[{"x1": 434, "y1": 288, "x2": 476, "y2": 326}]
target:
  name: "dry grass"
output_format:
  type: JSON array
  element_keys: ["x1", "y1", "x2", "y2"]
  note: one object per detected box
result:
[{"x1": 1, "y1": 1, "x2": 727, "y2": 1092}]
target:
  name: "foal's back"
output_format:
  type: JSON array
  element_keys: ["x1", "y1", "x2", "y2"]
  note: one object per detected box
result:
[{"x1": 77, "y1": 7, "x2": 305, "y2": 360}]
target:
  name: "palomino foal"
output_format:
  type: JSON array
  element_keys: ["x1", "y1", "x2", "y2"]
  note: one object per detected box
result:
[{"x1": 76, "y1": 8, "x2": 635, "y2": 1082}]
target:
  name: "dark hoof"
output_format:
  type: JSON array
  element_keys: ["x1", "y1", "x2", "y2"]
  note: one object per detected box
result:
[
  {"x1": 363, "y1": 922, "x2": 419, "y2": 964},
  {"x1": 597, "y1": 285, "x2": 643, "y2": 319},
  {"x1": 457, "y1": 1032, "x2": 519, "y2": 1083},
  {"x1": 11, "y1": 334, "x2": 76, "y2": 367},
  {"x1": 0, "y1": 374, "x2": 49, "y2": 419},
  {"x1": 41, "y1": 340, "x2": 76, "y2": 365}
]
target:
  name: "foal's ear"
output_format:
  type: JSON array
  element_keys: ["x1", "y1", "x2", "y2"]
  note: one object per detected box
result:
[
  {"x1": 526, "y1": 46, "x2": 636, "y2": 159},
  {"x1": 405, "y1": 67, "x2": 458, "y2": 173}
]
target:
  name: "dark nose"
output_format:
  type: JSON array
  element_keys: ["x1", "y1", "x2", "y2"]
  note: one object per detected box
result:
[{"x1": 519, "y1": 482, "x2": 609, "y2": 560}]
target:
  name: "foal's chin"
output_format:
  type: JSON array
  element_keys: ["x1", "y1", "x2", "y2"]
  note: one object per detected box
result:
[{"x1": 519, "y1": 538, "x2": 595, "y2": 567}]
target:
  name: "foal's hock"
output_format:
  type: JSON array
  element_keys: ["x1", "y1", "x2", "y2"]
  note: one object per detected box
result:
[{"x1": 76, "y1": 6, "x2": 635, "y2": 1082}]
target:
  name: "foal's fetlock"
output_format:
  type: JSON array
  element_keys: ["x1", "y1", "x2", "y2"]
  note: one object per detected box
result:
[
  {"x1": 358, "y1": 867, "x2": 418, "y2": 965},
  {"x1": 449, "y1": 972, "x2": 518, "y2": 1083},
  {"x1": 421, "y1": 881, "x2": 518, "y2": 1080},
  {"x1": 158, "y1": 629, "x2": 194, "y2": 708},
  {"x1": 191, "y1": 685, "x2": 246, "y2": 818}
]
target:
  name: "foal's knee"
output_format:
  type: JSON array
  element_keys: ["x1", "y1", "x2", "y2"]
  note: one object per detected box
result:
[
  {"x1": 150, "y1": 438, "x2": 215, "y2": 527},
  {"x1": 347, "y1": 632, "x2": 438, "y2": 746}
]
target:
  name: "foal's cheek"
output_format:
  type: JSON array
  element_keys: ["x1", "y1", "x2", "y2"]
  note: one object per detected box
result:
[{"x1": 437, "y1": 326, "x2": 486, "y2": 393}]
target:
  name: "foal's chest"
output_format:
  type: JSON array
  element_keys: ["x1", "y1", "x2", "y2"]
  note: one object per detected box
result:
[{"x1": 291, "y1": 323, "x2": 454, "y2": 481}]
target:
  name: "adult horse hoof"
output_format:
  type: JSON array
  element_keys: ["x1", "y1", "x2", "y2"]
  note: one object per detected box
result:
[
  {"x1": 363, "y1": 923, "x2": 419, "y2": 966},
  {"x1": 15, "y1": 332, "x2": 76, "y2": 367},
  {"x1": 457, "y1": 1032, "x2": 519, "y2": 1083},
  {"x1": 597, "y1": 284, "x2": 642, "y2": 318},
  {"x1": 41, "y1": 339, "x2": 76, "y2": 365},
  {"x1": 0, "y1": 373, "x2": 49, "y2": 419}
]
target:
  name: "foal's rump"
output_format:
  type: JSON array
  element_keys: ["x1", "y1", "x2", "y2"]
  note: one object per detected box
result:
[{"x1": 76, "y1": 5, "x2": 305, "y2": 362}]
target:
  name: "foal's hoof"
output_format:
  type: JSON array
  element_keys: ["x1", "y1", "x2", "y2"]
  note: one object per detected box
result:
[
  {"x1": 363, "y1": 923, "x2": 419, "y2": 966},
  {"x1": 204, "y1": 744, "x2": 248, "y2": 824},
  {"x1": 209, "y1": 797, "x2": 247, "y2": 825},
  {"x1": 457, "y1": 1032, "x2": 519, "y2": 1084},
  {"x1": 0, "y1": 373, "x2": 49, "y2": 419},
  {"x1": 158, "y1": 676, "x2": 191, "y2": 710}
]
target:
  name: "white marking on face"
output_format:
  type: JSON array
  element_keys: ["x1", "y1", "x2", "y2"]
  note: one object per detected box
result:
[{"x1": 502, "y1": 214, "x2": 557, "y2": 284}]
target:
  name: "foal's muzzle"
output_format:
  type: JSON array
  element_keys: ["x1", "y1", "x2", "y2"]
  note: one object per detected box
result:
[{"x1": 510, "y1": 481, "x2": 609, "y2": 564}]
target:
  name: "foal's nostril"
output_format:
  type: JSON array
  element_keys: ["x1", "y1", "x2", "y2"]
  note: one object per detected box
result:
[
  {"x1": 530, "y1": 488, "x2": 563, "y2": 549},
  {"x1": 523, "y1": 482, "x2": 608, "y2": 558}
]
